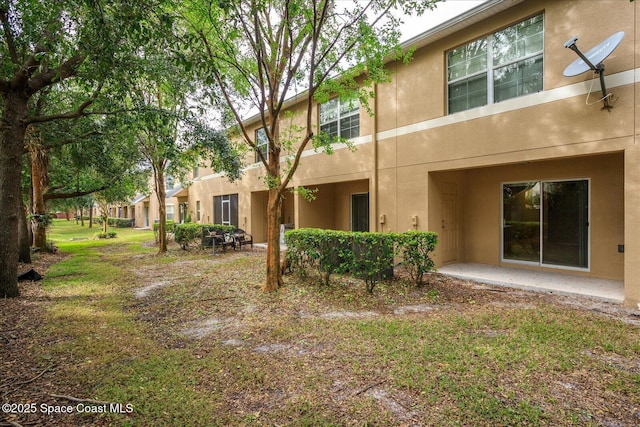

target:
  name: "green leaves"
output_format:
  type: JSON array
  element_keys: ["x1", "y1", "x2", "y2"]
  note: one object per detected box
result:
[
  {"x1": 285, "y1": 228, "x2": 439, "y2": 292},
  {"x1": 400, "y1": 230, "x2": 438, "y2": 286}
]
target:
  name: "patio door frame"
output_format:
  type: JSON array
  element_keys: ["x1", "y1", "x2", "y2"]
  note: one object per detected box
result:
[
  {"x1": 500, "y1": 178, "x2": 590, "y2": 271},
  {"x1": 213, "y1": 194, "x2": 239, "y2": 228},
  {"x1": 351, "y1": 192, "x2": 370, "y2": 232}
]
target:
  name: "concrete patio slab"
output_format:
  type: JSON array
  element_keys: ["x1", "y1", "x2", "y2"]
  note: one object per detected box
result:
[{"x1": 438, "y1": 263, "x2": 624, "y2": 304}]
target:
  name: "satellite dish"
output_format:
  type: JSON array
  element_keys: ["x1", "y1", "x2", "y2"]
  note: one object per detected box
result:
[
  {"x1": 563, "y1": 31, "x2": 624, "y2": 77},
  {"x1": 563, "y1": 31, "x2": 624, "y2": 109}
]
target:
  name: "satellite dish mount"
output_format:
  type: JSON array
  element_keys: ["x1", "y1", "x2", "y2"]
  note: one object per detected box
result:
[{"x1": 563, "y1": 31, "x2": 624, "y2": 110}]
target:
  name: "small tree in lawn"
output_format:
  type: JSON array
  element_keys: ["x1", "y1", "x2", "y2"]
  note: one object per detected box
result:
[
  {"x1": 93, "y1": 176, "x2": 142, "y2": 236},
  {"x1": 182, "y1": 0, "x2": 437, "y2": 291},
  {"x1": 124, "y1": 53, "x2": 242, "y2": 254}
]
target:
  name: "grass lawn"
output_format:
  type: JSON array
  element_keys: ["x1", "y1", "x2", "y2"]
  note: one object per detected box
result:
[{"x1": 2, "y1": 219, "x2": 640, "y2": 426}]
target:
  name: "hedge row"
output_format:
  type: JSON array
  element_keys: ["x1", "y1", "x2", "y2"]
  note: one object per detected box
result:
[
  {"x1": 92, "y1": 217, "x2": 135, "y2": 228},
  {"x1": 284, "y1": 228, "x2": 438, "y2": 292}
]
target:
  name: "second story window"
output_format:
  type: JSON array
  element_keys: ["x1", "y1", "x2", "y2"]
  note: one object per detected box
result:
[
  {"x1": 165, "y1": 175, "x2": 175, "y2": 190},
  {"x1": 319, "y1": 98, "x2": 360, "y2": 141},
  {"x1": 255, "y1": 127, "x2": 269, "y2": 163},
  {"x1": 447, "y1": 14, "x2": 544, "y2": 114}
]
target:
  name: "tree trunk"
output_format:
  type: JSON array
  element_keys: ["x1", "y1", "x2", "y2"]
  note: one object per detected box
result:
[
  {"x1": 263, "y1": 187, "x2": 283, "y2": 292},
  {"x1": 0, "y1": 93, "x2": 28, "y2": 298},
  {"x1": 154, "y1": 166, "x2": 167, "y2": 254},
  {"x1": 18, "y1": 202, "x2": 31, "y2": 264},
  {"x1": 80, "y1": 206, "x2": 85, "y2": 226},
  {"x1": 89, "y1": 206, "x2": 93, "y2": 228},
  {"x1": 31, "y1": 159, "x2": 48, "y2": 250},
  {"x1": 28, "y1": 125, "x2": 50, "y2": 251},
  {"x1": 262, "y1": 119, "x2": 284, "y2": 292}
]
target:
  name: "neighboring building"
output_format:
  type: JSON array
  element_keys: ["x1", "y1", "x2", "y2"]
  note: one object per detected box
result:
[
  {"x1": 127, "y1": 174, "x2": 188, "y2": 228},
  {"x1": 132, "y1": 0, "x2": 640, "y2": 306}
]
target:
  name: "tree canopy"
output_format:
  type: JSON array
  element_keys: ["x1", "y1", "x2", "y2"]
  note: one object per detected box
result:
[{"x1": 1, "y1": 0, "x2": 175, "y2": 297}]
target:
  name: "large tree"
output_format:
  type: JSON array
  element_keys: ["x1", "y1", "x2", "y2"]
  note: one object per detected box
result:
[
  {"x1": 0, "y1": 0, "x2": 168, "y2": 297},
  {"x1": 182, "y1": 0, "x2": 436, "y2": 291}
]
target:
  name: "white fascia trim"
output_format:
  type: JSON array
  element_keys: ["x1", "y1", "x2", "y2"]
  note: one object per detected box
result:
[
  {"x1": 300, "y1": 135, "x2": 372, "y2": 158},
  {"x1": 197, "y1": 136, "x2": 373, "y2": 181},
  {"x1": 377, "y1": 69, "x2": 637, "y2": 142}
]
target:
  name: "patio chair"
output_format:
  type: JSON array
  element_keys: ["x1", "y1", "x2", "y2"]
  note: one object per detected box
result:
[{"x1": 233, "y1": 228, "x2": 253, "y2": 250}]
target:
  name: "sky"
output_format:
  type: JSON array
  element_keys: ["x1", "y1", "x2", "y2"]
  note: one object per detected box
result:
[{"x1": 398, "y1": 0, "x2": 487, "y2": 41}]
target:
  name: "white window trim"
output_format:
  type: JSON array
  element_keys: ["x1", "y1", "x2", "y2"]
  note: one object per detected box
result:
[
  {"x1": 319, "y1": 98, "x2": 360, "y2": 140},
  {"x1": 166, "y1": 204, "x2": 175, "y2": 221},
  {"x1": 255, "y1": 127, "x2": 269, "y2": 163},
  {"x1": 447, "y1": 14, "x2": 544, "y2": 113},
  {"x1": 221, "y1": 195, "x2": 231, "y2": 226}
]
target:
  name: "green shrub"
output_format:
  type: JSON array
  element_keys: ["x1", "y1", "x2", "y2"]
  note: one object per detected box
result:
[
  {"x1": 107, "y1": 217, "x2": 135, "y2": 228},
  {"x1": 400, "y1": 231, "x2": 438, "y2": 286},
  {"x1": 174, "y1": 223, "x2": 203, "y2": 249},
  {"x1": 96, "y1": 231, "x2": 118, "y2": 239},
  {"x1": 286, "y1": 229, "x2": 436, "y2": 292},
  {"x1": 286, "y1": 229, "x2": 348, "y2": 285},
  {"x1": 352, "y1": 232, "x2": 398, "y2": 293}
]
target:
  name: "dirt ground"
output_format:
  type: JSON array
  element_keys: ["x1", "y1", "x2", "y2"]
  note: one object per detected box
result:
[{"x1": 3, "y1": 250, "x2": 640, "y2": 426}]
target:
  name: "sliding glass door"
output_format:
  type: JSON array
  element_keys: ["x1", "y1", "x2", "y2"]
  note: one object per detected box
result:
[{"x1": 503, "y1": 180, "x2": 588, "y2": 269}]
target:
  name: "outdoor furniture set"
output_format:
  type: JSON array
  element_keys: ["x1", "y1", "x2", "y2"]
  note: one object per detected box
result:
[{"x1": 201, "y1": 227, "x2": 253, "y2": 252}]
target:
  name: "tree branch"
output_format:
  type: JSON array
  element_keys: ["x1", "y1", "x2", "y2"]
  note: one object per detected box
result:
[
  {"x1": 27, "y1": 53, "x2": 86, "y2": 94},
  {"x1": 195, "y1": 29, "x2": 258, "y2": 156},
  {"x1": 23, "y1": 131, "x2": 103, "y2": 153},
  {"x1": 0, "y1": 5, "x2": 18, "y2": 64},
  {"x1": 281, "y1": 133, "x2": 312, "y2": 191},
  {"x1": 24, "y1": 83, "x2": 103, "y2": 125},
  {"x1": 43, "y1": 183, "x2": 112, "y2": 201}
]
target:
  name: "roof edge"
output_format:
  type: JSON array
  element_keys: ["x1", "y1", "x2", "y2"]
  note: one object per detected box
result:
[
  {"x1": 242, "y1": 0, "x2": 524, "y2": 127},
  {"x1": 400, "y1": 0, "x2": 525, "y2": 51}
]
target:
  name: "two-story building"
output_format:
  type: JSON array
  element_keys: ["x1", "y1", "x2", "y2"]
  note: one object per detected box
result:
[{"x1": 131, "y1": 0, "x2": 640, "y2": 306}]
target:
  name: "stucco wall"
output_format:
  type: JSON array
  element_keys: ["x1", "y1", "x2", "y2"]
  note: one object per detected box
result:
[{"x1": 426, "y1": 153, "x2": 624, "y2": 280}]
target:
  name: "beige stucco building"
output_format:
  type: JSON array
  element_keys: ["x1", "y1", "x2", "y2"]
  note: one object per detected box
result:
[{"x1": 129, "y1": 0, "x2": 640, "y2": 306}]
